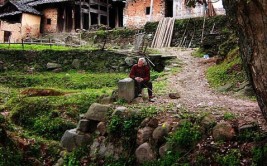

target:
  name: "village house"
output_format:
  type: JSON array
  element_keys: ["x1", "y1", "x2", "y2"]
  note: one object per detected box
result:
[
  {"x1": 124, "y1": 0, "x2": 225, "y2": 28},
  {"x1": 0, "y1": 1, "x2": 41, "y2": 42},
  {"x1": 0, "y1": 0, "x2": 125, "y2": 42},
  {"x1": 0, "y1": 0, "x2": 224, "y2": 42}
]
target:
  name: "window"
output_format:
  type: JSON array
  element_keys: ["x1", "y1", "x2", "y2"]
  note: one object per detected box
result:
[
  {"x1": 47, "y1": 18, "x2": 51, "y2": 25},
  {"x1": 146, "y1": 7, "x2": 150, "y2": 15}
]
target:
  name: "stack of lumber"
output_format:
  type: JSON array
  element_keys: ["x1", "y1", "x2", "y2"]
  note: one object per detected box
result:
[{"x1": 151, "y1": 17, "x2": 175, "y2": 48}]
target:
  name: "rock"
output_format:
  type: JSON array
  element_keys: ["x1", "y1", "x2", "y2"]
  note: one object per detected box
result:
[
  {"x1": 77, "y1": 119, "x2": 98, "y2": 133},
  {"x1": 97, "y1": 122, "x2": 107, "y2": 136},
  {"x1": 135, "y1": 142, "x2": 156, "y2": 164},
  {"x1": 136, "y1": 127, "x2": 154, "y2": 145},
  {"x1": 47, "y1": 62, "x2": 62, "y2": 69},
  {"x1": 169, "y1": 92, "x2": 180, "y2": 99},
  {"x1": 238, "y1": 124, "x2": 259, "y2": 138},
  {"x1": 112, "y1": 106, "x2": 128, "y2": 116},
  {"x1": 212, "y1": 122, "x2": 235, "y2": 141},
  {"x1": 218, "y1": 83, "x2": 232, "y2": 92},
  {"x1": 164, "y1": 67, "x2": 171, "y2": 71},
  {"x1": 131, "y1": 97, "x2": 144, "y2": 104},
  {"x1": 72, "y1": 59, "x2": 81, "y2": 69},
  {"x1": 140, "y1": 117, "x2": 158, "y2": 128},
  {"x1": 140, "y1": 117, "x2": 150, "y2": 128},
  {"x1": 159, "y1": 143, "x2": 170, "y2": 157},
  {"x1": 84, "y1": 103, "x2": 111, "y2": 122},
  {"x1": 99, "y1": 96, "x2": 113, "y2": 104},
  {"x1": 152, "y1": 125, "x2": 168, "y2": 142},
  {"x1": 118, "y1": 78, "x2": 135, "y2": 102},
  {"x1": 200, "y1": 114, "x2": 216, "y2": 130},
  {"x1": 147, "y1": 118, "x2": 159, "y2": 128},
  {"x1": 60, "y1": 129, "x2": 91, "y2": 151},
  {"x1": 124, "y1": 57, "x2": 136, "y2": 66},
  {"x1": 90, "y1": 137, "x2": 124, "y2": 160}
]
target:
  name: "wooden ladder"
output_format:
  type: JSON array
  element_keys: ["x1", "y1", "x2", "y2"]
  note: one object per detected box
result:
[{"x1": 151, "y1": 17, "x2": 175, "y2": 48}]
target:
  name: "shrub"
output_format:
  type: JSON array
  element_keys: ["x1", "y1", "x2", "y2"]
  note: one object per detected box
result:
[
  {"x1": 167, "y1": 121, "x2": 202, "y2": 149},
  {"x1": 215, "y1": 149, "x2": 241, "y2": 166}
]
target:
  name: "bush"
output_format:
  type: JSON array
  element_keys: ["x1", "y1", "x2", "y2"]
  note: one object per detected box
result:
[{"x1": 167, "y1": 121, "x2": 202, "y2": 149}]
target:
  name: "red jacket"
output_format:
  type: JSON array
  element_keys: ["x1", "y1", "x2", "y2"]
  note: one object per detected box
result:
[{"x1": 129, "y1": 64, "x2": 150, "y2": 82}]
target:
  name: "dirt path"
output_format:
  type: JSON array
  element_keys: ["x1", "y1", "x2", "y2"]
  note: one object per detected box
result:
[{"x1": 154, "y1": 47, "x2": 267, "y2": 131}]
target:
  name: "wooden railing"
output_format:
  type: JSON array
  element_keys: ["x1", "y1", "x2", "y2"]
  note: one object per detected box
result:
[{"x1": 0, "y1": 38, "x2": 83, "y2": 49}]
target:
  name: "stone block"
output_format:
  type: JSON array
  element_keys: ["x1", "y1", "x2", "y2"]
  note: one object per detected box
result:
[
  {"x1": 60, "y1": 129, "x2": 91, "y2": 151},
  {"x1": 118, "y1": 78, "x2": 135, "y2": 102}
]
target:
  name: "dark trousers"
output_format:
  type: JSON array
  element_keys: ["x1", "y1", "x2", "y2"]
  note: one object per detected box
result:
[{"x1": 134, "y1": 80, "x2": 153, "y2": 97}]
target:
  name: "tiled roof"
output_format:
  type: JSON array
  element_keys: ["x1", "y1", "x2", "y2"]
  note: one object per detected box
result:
[
  {"x1": 0, "y1": 11, "x2": 21, "y2": 18},
  {"x1": 27, "y1": 0, "x2": 72, "y2": 6},
  {"x1": 11, "y1": 1, "x2": 41, "y2": 15},
  {"x1": 0, "y1": 1, "x2": 41, "y2": 18}
]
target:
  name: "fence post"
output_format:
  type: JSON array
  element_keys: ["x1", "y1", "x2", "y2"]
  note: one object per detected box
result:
[
  {"x1": 8, "y1": 38, "x2": 10, "y2": 49},
  {"x1": 21, "y1": 39, "x2": 24, "y2": 50},
  {"x1": 49, "y1": 38, "x2": 51, "y2": 49}
]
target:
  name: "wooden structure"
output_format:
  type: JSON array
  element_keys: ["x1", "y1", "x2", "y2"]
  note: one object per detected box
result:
[
  {"x1": 77, "y1": 0, "x2": 109, "y2": 30},
  {"x1": 151, "y1": 17, "x2": 175, "y2": 48},
  {"x1": 0, "y1": 0, "x2": 124, "y2": 35}
]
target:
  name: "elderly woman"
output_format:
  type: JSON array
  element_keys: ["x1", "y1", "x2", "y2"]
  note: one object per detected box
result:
[{"x1": 129, "y1": 57, "x2": 155, "y2": 102}]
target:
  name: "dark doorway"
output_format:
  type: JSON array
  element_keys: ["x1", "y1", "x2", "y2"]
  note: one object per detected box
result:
[
  {"x1": 4, "y1": 31, "x2": 11, "y2": 42},
  {"x1": 109, "y1": 1, "x2": 124, "y2": 28},
  {"x1": 165, "y1": 0, "x2": 173, "y2": 17},
  {"x1": 83, "y1": 13, "x2": 89, "y2": 30},
  {"x1": 91, "y1": 13, "x2": 98, "y2": 25}
]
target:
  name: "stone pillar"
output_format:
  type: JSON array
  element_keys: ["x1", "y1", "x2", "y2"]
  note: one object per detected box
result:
[{"x1": 118, "y1": 78, "x2": 135, "y2": 102}]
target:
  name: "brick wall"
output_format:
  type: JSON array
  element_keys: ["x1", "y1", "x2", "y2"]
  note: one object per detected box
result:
[
  {"x1": 42, "y1": 8, "x2": 58, "y2": 33},
  {"x1": 0, "y1": 21, "x2": 22, "y2": 42},
  {"x1": 123, "y1": 0, "x2": 165, "y2": 28}
]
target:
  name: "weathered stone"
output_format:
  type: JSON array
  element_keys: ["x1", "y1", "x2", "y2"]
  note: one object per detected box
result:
[
  {"x1": 84, "y1": 103, "x2": 111, "y2": 122},
  {"x1": 47, "y1": 62, "x2": 62, "y2": 69},
  {"x1": 147, "y1": 118, "x2": 159, "y2": 128},
  {"x1": 169, "y1": 92, "x2": 180, "y2": 99},
  {"x1": 159, "y1": 143, "x2": 170, "y2": 157},
  {"x1": 72, "y1": 59, "x2": 81, "y2": 69},
  {"x1": 136, "y1": 127, "x2": 154, "y2": 145},
  {"x1": 112, "y1": 106, "x2": 128, "y2": 116},
  {"x1": 90, "y1": 137, "x2": 124, "y2": 160},
  {"x1": 152, "y1": 125, "x2": 168, "y2": 142},
  {"x1": 140, "y1": 117, "x2": 150, "y2": 128},
  {"x1": 60, "y1": 129, "x2": 91, "y2": 151},
  {"x1": 77, "y1": 119, "x2": 98, "y2": 133},
  {"x1": 238, "y1": 124, "x2": 259, "y2": 135},
  {"x1": 99, "y1": 96, "x2": 113, "y2": 104},
  {"x1": 77, "y1": 119, "x2": 90, "y2": 132},
  {"x1": 200, "y1": 114, "x2": 216, "y2": 130},
  {"x1": 118, "y1": 78, "x2": 135, "y2": 102},
  {"x1": 131, "y1": 97, "x2": 144, "y2": 104},
  {"x1": 97, "y1": 122, "x2": 107, "y2": 136},
  {"x1": 135, "y1": 142, "x2": 156, "y2": 164},
  {"x1": 212, "y1": 122, "x2": 235, "y2": 141}
]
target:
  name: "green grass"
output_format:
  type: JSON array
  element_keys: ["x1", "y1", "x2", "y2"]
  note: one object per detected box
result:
[
  {"x1": 0, "y1": 71, "x2": 127, "y2": 89},
  {"x1": 192, "y1": 48, "x2": 205, "y2": 58},
  {"x1": 0, "y1": 44, "x2": 97, "y2": 51},
  {"x1": 206, "y1": 48, "x2": 246, "y2": 89}
]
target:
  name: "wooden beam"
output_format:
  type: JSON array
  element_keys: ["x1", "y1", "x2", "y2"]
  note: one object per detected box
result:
[
  {"x1": 80, "y1": 0, "x2": 83, "y2": 29},
  {"x1": 106, "y1": 0, "x2": 109, "y2": 26},
  {"x1": 88, "y1": 0, "x2": 91, "y2": 29},
  {"x1": 82, "y1": 8, "x2": 107, "y2": 16}
]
